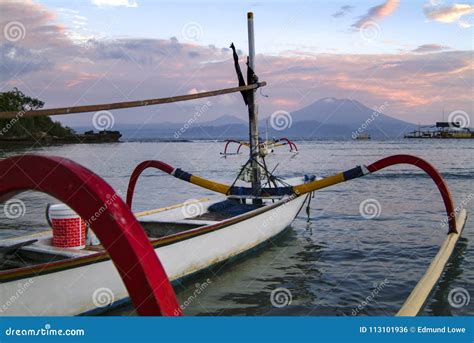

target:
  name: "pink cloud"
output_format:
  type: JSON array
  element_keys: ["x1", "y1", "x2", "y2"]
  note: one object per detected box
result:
[
  {"x1": 0, "y1": 0, "x2": 70, "y2": 49},
  {"x1": 271, "y1": 98, "x2": 300, "y2": 108},
  {"x1": 66, "y1": 72, "x2": 103, "y2": 88},
  {"x1": 424, "y1": 3, "x2": 474, "y2": 28},
  {"x1": 412, "y1": 44, "x2": 451, "y2": 53},
  {"x1": 352, "y1": 0, "x2": 399, "y2": 28}
]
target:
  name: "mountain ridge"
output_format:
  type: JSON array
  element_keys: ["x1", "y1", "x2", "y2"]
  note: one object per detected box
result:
[{"x1": 73, "y1": 98, "x2": 416, "y2": 139}]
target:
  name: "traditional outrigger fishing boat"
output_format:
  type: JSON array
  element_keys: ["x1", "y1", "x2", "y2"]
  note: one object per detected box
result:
[{"x1": 0, "y1": 13, "x2": 468, "y2": 317}]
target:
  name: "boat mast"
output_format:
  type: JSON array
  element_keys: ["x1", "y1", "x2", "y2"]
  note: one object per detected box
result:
[{"x1": 247, "y1": 12, "x2": 261, "y2": 199}]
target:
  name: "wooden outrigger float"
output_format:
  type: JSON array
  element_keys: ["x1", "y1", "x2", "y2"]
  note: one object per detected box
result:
[{"x1": 0, "y1": 13, "x2": 468, "y2": 316}]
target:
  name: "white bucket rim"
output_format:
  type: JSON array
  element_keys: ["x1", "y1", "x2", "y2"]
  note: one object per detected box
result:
[{"x1": 48, "y1": 203, "x2": 80, "y2": 219}]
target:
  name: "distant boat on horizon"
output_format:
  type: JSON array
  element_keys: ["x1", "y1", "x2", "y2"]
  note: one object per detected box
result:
[
  {"x1": 353, "y1": 133, "x2": 371, "y2": 140},
  {"x1": 404, "y1": 122, "x2": 473, "y2": 139}
]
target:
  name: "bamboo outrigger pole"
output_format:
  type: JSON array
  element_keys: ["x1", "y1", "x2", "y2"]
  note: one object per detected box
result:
[
  {"x1": 0, "y1": 83, "x2": 265, "y2": 119},
  {"x1": 247, "y1": 12, "x2": 262, "y2": 201}
]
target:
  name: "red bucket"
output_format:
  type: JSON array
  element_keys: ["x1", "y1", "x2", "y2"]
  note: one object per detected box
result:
[{"x1": 48, "y1": 204, "x2": 86, "y2": 249}]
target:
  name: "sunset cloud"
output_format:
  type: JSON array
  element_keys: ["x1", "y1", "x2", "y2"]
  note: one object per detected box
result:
[
  {"x1": 66, "y1": 71, "x2": 103, "y2": 88},
  {"x1": 424, "y1": 3, "x2": 474, "y2": 28},
  {"x1": 332, "y1": 5, "x2": 354, "y2": 18},
  {"x1": 424, "y1": 3, "x2": 473, "y2": 22},
  {"x1": 412, "y1": 44, "x2": 451, "y2": 53},
  {"x1": 0, "y1": 0, "x2": 69, "y2": 48},
  {"x1": 352, "y1": 0, "x2": 399, "y2": 28}
]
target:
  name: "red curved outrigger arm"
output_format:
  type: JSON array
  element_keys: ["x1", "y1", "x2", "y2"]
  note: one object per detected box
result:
[
  {"x1": 0, "y1": 155, "x2": 180, "y2": 316},
  {"x1": 127, "y1": 160, "x2": 175, "y2": 209},
  {"x1": 222, "y1": 139, "x2": 244, "y2": 155},
  {"x1": 277, "y1": 137, "x2": 298, "y2": 152},
  {"x1": 366, "y1": 154, "x2": 457, "y2": 234}
]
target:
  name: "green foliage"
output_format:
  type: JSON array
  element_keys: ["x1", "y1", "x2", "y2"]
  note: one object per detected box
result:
[{"x1": 0, "y1": 88, "x2": 74, "y2": 138}]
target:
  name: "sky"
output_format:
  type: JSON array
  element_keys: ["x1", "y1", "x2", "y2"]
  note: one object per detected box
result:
[{"x1": 0, "y1": 0, "x2": 472, "y2": 127}]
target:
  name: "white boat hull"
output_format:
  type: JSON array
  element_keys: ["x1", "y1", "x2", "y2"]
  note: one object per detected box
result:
[{"x1": 0, "y1": 194, "x2": 306, "y2": 316}]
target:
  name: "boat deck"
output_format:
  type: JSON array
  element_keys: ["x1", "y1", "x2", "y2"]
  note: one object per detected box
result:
[{"x1": 0, "y1": 198, "x2": 267, "y2": 271}]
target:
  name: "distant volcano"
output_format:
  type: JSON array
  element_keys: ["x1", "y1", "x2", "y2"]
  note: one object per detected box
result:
[{"x1": 281, "y1": 97, "x2": 414, "y2": 138}]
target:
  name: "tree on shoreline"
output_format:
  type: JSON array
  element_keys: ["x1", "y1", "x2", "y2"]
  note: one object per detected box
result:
[{"x1": 0, "y1": 88, "x2": 74, "y2": 138}]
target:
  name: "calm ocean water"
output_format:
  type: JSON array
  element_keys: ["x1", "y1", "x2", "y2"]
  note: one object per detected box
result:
[{"x1": 0, "y1": 139, "x2": 472, "y2": 316}]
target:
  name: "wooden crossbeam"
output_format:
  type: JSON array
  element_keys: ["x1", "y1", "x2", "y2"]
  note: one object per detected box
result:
[{"x1": 0, "y1": 82, "x2": 266, "y2": 119}]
